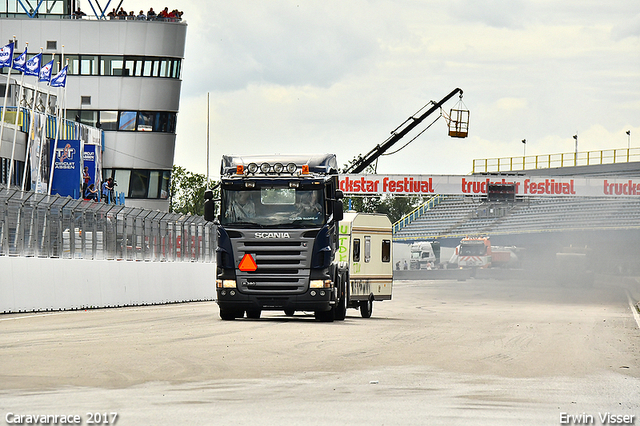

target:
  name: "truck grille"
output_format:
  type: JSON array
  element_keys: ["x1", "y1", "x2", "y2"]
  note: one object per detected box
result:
[{"x1": 230, "y1": 231, "x2": 315, "y2": 294}]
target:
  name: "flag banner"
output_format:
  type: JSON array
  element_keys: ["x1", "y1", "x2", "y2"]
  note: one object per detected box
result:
[
  {"x1": 24, "y1": 53, "x2": 42, "y2": 76},
  {"x1": 29, "y1": 114, "x2": 45, "y2": 193},
  {"x1": 12, "y1": 49, "x2": 27, "y2": 72},
  {"x1": 49, "y1": 139, "x2": 81, "y2": 198},
  {"x1": 0, "y1": 42, "x2": 14, "y2": 68},
  {"x1": 39, "y1": 60, "x2": 54, "y2": 82},
  {"x1": 50, "y1": 65, "x2": 68, "y2": 87}
]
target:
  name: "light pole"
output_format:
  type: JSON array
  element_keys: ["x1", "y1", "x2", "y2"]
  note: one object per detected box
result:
[
  {"x1": 573, "y1": 134, "x2": 578, "y2": 166},
  {"x1": 627, "y1": 130, "x2": 631, "y2": 149},
  {"x1": 522, "y1": 139, "x2": 526, "y2": 157}
]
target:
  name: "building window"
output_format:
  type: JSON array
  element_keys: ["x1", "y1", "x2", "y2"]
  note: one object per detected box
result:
[
  {"x1": 103, "y1": 168, "x2": 172, "y2": 200},
  {"x1": 81, "y1": 96, "x2": 91, "y2": 105},
  {"x1": 98, "y1": 111, "x2": 118, "y2": 131},
  {"x1": 137, "y1": 111, "x2": 154, "y2": 131},
  {"x1": 118, "y1": 111, "x2": 136, "y2": 131},
  {"x1": 46, "y1": 40, "x2": 57, "y2": 50},
  {"x1": 81, "y1": 55, "x2": 99, "y2": 76}
]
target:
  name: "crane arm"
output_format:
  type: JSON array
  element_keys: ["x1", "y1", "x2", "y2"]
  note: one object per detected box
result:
[{"x1": 344, "y1": 87, "x2": 463, "y2": 174}]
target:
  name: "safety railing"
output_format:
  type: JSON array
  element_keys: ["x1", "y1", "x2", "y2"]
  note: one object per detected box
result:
[
  {"x1": 0, "y1": 185, "x2": 216, "y2": 262},
  {"x1": 473, "y1": 148, "x2": 640, "y2": 174},
  {"x1": 392, "y1": 194, "x2": 444, "y2": 234}
]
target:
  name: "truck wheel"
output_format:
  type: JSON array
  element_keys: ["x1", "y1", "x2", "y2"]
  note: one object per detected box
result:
[
  {"x1": 334, "y1": 274, "x2": 347, "y2": 321},
  {"x1": 360, "y1": 299, "x2": 373, "y2": 318},
  {"x1": 315, "y1": 308, "x2": 335, "y2": 322},
  {"x1": 246, "y1": 309, "x2": 261, "y2": 319},
  {"x1": 220, "y1": 307, "x2": 239, "y2": 321},
  {"x1": 284, "y1": 308, "x2": 295, "y2": 316}
]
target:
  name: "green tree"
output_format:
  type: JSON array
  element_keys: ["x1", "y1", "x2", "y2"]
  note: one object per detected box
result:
[{"x1": 169, "y1": 165, "x2": 218, "y2": 215}]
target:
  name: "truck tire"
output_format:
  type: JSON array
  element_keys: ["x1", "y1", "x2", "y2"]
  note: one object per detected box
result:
[
  {"x1": 220, "y1": 307, "x2": 240, "y2": 321},
  {"x1": 315, "y1": 308, "x2": 335, "y2": 322},
  {"x1": 246, "y1": 309, "x2": 261, "y2": 319},
  {"x1": 334, "y1": 274, "x2": 347, "y2": 321},
  {"x1": 360, "y1": 299, "x2": 373, "y2": 318}
]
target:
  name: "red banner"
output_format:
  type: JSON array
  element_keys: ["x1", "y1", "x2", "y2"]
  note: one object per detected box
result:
[{"x1": 339, "y1": 174, "x2": 640, "y2": 197}]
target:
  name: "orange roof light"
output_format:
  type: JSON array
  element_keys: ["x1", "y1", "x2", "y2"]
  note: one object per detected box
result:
[
  {"x1": 238, "y1": 253, "x2": 257, "y2": 272},
  {"x1": 236, "y1": 165, "x2": 244, "y2": 175},
  {"x1": 301, "y1": 164, "x2": 309, "y2": 174}
]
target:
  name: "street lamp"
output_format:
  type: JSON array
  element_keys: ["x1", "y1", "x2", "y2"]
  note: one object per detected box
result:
[
  {"x1": 573, "y1": 134, "x2": 578, "y2": 166},
  {"x1": 627, "y1": 130, "x2": 631, "y2": 149}
]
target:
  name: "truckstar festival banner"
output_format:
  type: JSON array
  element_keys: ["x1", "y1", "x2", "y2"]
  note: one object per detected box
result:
[{"x1": 339, "y1": 174, "x2": 640, "y2": 198}]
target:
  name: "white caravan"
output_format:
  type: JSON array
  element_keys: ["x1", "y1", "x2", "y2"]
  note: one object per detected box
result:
[{"x1": 337, "y1": 212, "x2": 393, "y2": 318}]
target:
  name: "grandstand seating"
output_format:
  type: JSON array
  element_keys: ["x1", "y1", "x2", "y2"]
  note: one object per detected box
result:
[{"x1": 393, "y1": 195, "x2": 640, "y2": 241}]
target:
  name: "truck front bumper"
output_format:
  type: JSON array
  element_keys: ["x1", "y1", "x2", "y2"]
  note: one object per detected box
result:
[{"x1": 216, "y1": 288, "x2": 334, "y2": 312}]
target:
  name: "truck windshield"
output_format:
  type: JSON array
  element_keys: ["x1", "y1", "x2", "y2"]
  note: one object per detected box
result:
[
  {"x1": 460, "y1": 244, "x2": 486, "y2": 256},
  {"x1": 221, "y1": 187, "x2": 325, "y2": 227}
]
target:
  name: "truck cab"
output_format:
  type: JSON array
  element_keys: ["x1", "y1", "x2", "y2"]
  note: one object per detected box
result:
[{"x1": 204, "y1": 154, "x2": 347, "y2": 321}]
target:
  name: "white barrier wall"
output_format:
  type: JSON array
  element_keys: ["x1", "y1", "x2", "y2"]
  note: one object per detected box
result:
[{"x1": 0, "y1": 257, "x2": 216, "y2": 313}]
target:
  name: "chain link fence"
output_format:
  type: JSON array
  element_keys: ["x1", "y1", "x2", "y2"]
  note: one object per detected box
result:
[{"x1": 0, "y1": 185, "x2": 216, "y2": 262}]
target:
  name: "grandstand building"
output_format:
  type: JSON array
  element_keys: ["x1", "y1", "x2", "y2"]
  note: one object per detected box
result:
[
  {"x1": 0, "y1": 1, "x2": 186, "y2": 210},
  {"x1": 393, "y1": 149, "x2": 640, "y2": 274}
]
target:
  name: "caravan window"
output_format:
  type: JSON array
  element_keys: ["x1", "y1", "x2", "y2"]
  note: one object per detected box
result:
[
  {"x1": 382, "y1": 239, "x2": 391, "y2": 262},
  {"x1": 353, "y1": 239, "x2": 360, "y2": 262},
  {"x1": 364, "y1": 236, "x2": 371, "y2": 263}
]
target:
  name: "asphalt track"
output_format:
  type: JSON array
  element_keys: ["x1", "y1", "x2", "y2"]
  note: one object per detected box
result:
[{"x1": 1, "y1": 276, "x2": 639, "y2": 425}]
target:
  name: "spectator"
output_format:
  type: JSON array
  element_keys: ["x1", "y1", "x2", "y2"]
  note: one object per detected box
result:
[
  {"x1": 147, "y1": 7, "x2": 156, "y2": 20},
  {"x1": 158, "y1": 7, "x2": 170, "y2": 19},
  {"x1": 102, "y1": 177, "x2": 115, "y2": 203},
  {"x1": 136, "y1": 10, "x2": 146, "y2": 20},
  {"x1": 73, "y1": 8, "x2": 86, "y2": 18},
  {"x1": 128, "y1": 10, "x2": 135, "y2": 20},
  {"x1": 82, "y1": 166, "x2": 90, "y2": 195},
  {"x1": 84, "y1": 184, "x2": 99, "y2": 201},
  {"x1": 107, "y1": 8, "x2": 116, "y2": 19},
  {"x1": 117, "y1": 7, "x2": 127, "y2": 19}
]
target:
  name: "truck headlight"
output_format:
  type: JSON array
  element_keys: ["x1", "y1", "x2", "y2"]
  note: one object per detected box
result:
[
  {"x1": 310, "y1": 279, "x2": 332, "y2": 289},
  {"x1": 216, "y1": 279, "x2": 237, "y2": 288}
]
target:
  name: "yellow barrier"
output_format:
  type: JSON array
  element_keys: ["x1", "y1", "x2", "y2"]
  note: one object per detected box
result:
[{"x1": 473, "y1": 148, "x2": 640, "y2": 173}]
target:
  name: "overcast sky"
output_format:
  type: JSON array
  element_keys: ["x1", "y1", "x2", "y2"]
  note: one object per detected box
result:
[{"x1": 127, "y1": 0, "x2": 639, "y2": 178}]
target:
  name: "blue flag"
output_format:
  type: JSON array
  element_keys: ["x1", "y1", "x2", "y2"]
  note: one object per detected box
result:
[
  {"x1": 50, "y1": 65, "x2": 68, "y2": 87},
  {"x1": 12, "y1": 48, "x2": 27, "y2": 72},
  {"x1": 25, "y1": 53, "x2": 42, "y2": 76},
  {"x1": 0, "y1": 42, "x2": 14, "y2": 68},
  {"x1": 39, "y1": 60, "x2": 54, "y2": 82}
]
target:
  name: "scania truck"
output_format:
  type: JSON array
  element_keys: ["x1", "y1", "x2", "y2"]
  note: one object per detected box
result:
[{"x1": 204, "y1": 154, "x2": 349, "y2": 321}]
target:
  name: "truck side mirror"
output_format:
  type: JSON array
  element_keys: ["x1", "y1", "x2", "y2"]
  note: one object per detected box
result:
[
  {"x1": 335, "y1": 190, "x2": 344, "y2": 200},
  {"x1": 333, "y1": 200, "x2": 343, "y2": 222},
  {"x1": 204, "y1": 189, "x2": 215, "y2": 222}
]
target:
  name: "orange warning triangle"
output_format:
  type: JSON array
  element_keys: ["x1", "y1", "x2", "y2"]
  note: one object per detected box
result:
[{"x1": 238, "y1": 253, "x2": 257, "y2": 272}]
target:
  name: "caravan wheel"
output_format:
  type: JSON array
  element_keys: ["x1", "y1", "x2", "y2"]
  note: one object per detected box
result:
[{"x1": 360, "y1": 299, "x2": 373, "y2": 318}]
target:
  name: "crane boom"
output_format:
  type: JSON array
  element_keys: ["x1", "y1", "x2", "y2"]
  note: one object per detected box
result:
[{"x1": 344, "y1": 88, "x2": 463, "y2": 174}]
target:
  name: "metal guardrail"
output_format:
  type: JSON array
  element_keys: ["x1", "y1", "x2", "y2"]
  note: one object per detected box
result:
[
  {"x1": 0, "y1": 185, "x2": 215, "y2": 262},
  {"x1": 473, "y1": 148, "x2": 640, "y2": 173},
  {"x1": 392, "y1": 194, "x2": 443, "y2": 234}
]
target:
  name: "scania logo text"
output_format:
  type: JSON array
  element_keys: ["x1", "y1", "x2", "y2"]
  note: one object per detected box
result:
[{"x1": 254, "y1": 232, "x2": 291, "y2": 238}]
